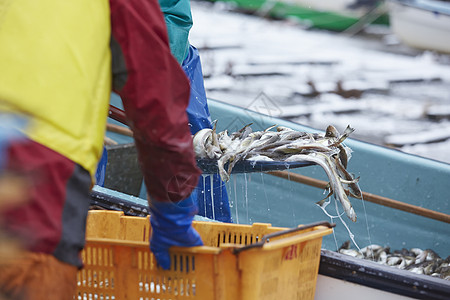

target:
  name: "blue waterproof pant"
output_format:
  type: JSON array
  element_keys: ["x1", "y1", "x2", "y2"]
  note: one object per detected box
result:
[{"x1": 183, "y1": 45, "x2": 232, "y2": 223}]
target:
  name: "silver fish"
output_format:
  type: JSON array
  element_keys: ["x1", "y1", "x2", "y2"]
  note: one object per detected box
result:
[
  {"x1": 193, "y1": 128, "x2": 220, "y2": 159},
  {"x1": 285, "y1": 152, "x2": 357, "y2": 222},
  {"x1": 194, "y1": 122, "x2": 360, "y2": 222}
]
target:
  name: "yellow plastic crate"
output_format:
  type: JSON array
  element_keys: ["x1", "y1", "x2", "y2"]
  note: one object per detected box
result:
[{"x1": 76, "y1": 210, "x2": 333, "y2": 300}]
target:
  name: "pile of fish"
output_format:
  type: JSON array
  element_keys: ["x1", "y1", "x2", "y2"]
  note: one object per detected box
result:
[
  {"x1": 193, "y1": 122, "x2": 362, "y2": 222},
  {"x1": 339, "y1": 241, "x2": 450, "y2": 280}
]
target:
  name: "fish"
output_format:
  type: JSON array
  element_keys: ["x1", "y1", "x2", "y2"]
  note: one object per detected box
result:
[
  {"x1": 193, "y1": 128, "x2": 215, "y2": 158},
  {"x1": 332, "y1": 154, "x2": 362, "y2": 199},
  {"x1": 338, "y1": 242, "x2": 450, "y2": 280},
  {"x1": 286, "y1": 152, "x2": 357, "y2": 222},
  {"x1": 339, "y1": 249, "x2": 364, "y2": 259},
  {"x1": 324, "y1": 125, "x2": 354, "y2": 168},
  {"x1": 193, "y1": 122, "x2": 360, "y2": 222},
  {"x1": 193, "y1": 121, "x2": 223, "y2": 160},
  {"x1": 230, "y1": 123, "x2": 253, "y2": 140}
]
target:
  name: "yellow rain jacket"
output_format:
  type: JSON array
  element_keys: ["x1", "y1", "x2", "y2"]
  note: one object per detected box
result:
[{"x1": 0, "y1": 0, "x2": 111, "y2": 177}]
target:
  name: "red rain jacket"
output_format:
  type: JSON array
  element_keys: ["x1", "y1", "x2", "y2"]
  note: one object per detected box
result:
[{"x1": 110, "y1": 0, "x2": 201, "y2": 203}]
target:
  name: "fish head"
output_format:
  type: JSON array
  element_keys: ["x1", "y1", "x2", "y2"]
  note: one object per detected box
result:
[
  {"x1": 325, "y1": 125, "x2": 339, "y2": 138},
  {"x1": 193, "y1": 128, "x2": 212, "y2": 158}
]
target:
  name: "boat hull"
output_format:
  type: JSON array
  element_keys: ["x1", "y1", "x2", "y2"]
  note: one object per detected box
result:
[
  {"x1": 388, "y1": 0, "x2": 450, "y2": 53},
  {"x1": 316, "y1": 249, "x2": 450, "y2": 299},
  {"x1": 315, "y1": 275, "x2": 413, "y2": 299},
  {"x1": 206, "y1": 0, "x2": 389, "y2": 31}
]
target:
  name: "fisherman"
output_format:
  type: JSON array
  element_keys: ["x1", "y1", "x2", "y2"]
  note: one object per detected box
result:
[
  {"x1": 159, "y1": 0, "x2": 232, "y2": 223},
  {"x1": 0, "y1": 0, "x2": 202, "y2": 298}
]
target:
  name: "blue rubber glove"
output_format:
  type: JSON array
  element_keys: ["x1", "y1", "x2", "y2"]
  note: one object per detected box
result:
[
  {"x1": 95, "y1": 147, "x2": 107, "y2": 187},
  {"x1": 149, "y1": 191, "x2": 203, "y2": 269}
]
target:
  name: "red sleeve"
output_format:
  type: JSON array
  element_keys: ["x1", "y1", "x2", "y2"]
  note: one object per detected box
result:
[{"x1": 109, "y1": 0, "x2": 201, "y2": 203}]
